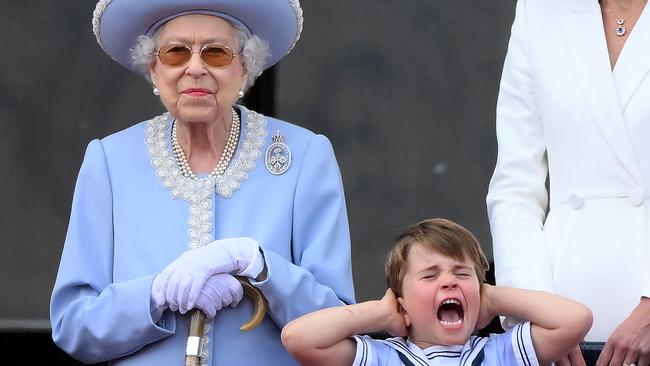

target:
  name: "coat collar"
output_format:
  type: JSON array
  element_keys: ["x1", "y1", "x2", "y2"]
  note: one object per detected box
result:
[
  {"x1": 562, "y1": 1, "x2": 643, "y2": 181},
  {"x1": 567, "y1": 0, "x2": 595, "y2": 13}
]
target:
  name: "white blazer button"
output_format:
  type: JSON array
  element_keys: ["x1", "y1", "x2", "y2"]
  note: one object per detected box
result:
[
  {"x1": 568, "y1": 194, "x2": 584, "y2": 209},
  {"x1": 628, "y1": 190, "x2": 644, "y2": 206}
]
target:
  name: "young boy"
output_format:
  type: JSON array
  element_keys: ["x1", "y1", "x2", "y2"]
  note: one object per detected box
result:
[{"x1": 282, "y1": 218, "x2": 592, "y2": 366}]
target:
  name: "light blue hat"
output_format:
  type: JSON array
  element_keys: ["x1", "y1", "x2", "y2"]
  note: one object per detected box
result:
[{"x1": 92, "y1": 0, "x2": 303, "y2": 73}]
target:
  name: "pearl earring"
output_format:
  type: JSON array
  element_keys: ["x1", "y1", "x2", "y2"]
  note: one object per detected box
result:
[
  {"x1": 238, "y1": 90, "x2": 244, "y2": 99},
  {"x1": 153, "y1": 87, "x2": 159, "y2": 96}
]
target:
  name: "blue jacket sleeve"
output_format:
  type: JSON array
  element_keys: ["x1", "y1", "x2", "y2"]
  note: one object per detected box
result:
[
  {"x1": 251, "y1": 134, "x2": 355, "y2": 326},
  {"x1": 50, "y1": 140, "x2": 174, "y2": 364}
]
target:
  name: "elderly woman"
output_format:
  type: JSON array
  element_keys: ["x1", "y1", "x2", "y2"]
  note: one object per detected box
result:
[{"x1": 49, "y1": 1, "x2": 354, "y2": 365}]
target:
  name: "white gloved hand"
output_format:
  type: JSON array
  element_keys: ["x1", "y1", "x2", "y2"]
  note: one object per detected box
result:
[
  {"x1": 152, "y1": 237, "x2": 264, "y2": 312},
  {"x1": 193, "y1": 274, "x2": 244, "y2": 318}
]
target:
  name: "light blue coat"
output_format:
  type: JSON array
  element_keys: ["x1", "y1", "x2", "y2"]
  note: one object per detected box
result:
[{"x1": 50, "y1": 107, "x2": 355, "y2": 365}]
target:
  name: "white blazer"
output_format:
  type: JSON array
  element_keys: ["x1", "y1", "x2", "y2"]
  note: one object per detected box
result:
[{"x1": 487, "y1": 0, "x2": 650, "y2": 341}]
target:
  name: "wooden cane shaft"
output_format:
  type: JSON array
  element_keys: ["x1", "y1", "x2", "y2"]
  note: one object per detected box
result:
[{"x1": 183, "y1": 277, "x2": 268, "y2": 365}]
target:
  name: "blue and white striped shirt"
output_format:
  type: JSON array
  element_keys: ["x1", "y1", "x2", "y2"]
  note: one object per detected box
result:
[{"x1": 353, "y1": 322, "x2": 538, "y2": 366}]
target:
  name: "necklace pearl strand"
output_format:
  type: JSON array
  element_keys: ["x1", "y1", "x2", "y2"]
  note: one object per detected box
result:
[{"x1": 172, "y1": 108, "x2": 240, "y2": 180}]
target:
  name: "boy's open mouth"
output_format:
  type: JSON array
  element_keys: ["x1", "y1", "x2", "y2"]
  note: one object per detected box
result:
[{"x1": 437, "y1": 298, "x2": 464, "y2": 328}]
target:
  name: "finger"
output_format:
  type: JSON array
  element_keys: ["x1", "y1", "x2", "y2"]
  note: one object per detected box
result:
[
  {"x1": 637, "y1": 339, "x2": 650, "y2": 366},
  {"x1": 221, "y1": 290, "x2": 234, "y2": 306},
  {"x1": 153, "y1": 290, "x2": 165, "y2": 307},
  {"x1": 178, "y1": 274, "x2": 195, "y2": 314},
  {"x1": 168, "y1": 299, "x2": 179, "y2": 312},
  {"x1": 211, "y1": 277, "x2": 233, "y2": 305},
  {"x1": 214, "y1": 299, "x2": 223, "y2": 312},
  {"x1": 187, "y1": 276, "x2": 207, "y2": 311},
  {"x1": 201, "y1": 282, "x2": 218, "y2": 304},
  {"x1": 623, "y1": 350, "x2": 640, "y2": 366},
  {"x1": 166, "y1": 272, "x2": 183, "y2": 310},
  {"x1": 155, "y1": 270, "x2": 173, "y2": 306},
  {"x1": 226, "y1": 276, "x2": 243, "y2": 307},
  {"x1": 194, "y1": 295, "x2": 216, "y2": 319},
  {"x1": 206, "y1": 305, "x2": 216, "y2": 319},
  {"x1": 555, "y1": 356, "x2": 570, "y2": 366},
  {"x1": 160, "y1": 265, "x2": 176, "y2": 287},
  {"x1": 152, "y1": 276, "x2": 167, "y2": 307},
  {"x1": 608, "y1": 346, "x2": 626, "y2": 366},
  {"x1": 230, "y1": 289, "x2": 242, "y2": 307},
  {"x1": 623, "y1": 349, "x2": 643, "y2": 366},
  {"x1": 597, "y1": 344, "x2": 614, "y2": 366},
  {"x1": 568, "y1": 345, "x2": 586, "y2": 366}
]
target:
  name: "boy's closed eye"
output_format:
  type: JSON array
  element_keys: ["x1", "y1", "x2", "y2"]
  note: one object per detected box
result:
[{"x1": 420, "y1": 273, "x2": 439, "y2": 280}]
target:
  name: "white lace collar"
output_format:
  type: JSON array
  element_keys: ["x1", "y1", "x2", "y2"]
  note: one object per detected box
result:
[{"x1": 145, "y1": 105, "x2": 267, "y2": 201}]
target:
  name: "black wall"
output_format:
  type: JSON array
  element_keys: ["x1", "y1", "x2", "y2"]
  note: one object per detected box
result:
[
  {"x1": 0, "y1": 0, "x2": 514, "y2": 360},
  {"x1": 276, "y1": 1, "x2": 515, "y2": 302}
]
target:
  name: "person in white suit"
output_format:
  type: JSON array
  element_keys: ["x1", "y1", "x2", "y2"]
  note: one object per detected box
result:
[{"x1": 487, "y1": 0, "x2": 650, "y2": 365}]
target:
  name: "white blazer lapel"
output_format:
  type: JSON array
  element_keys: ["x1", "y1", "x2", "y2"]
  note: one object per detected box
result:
[
  {"x1": 563, "y1": 0, "x2": 642, "y2": 181},
  {"x1": 613, "y1": 4, "x2": 650, "y2": 113}
]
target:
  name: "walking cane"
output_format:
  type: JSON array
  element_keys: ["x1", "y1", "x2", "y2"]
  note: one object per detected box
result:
[{"x1": 185, "y1": 276, "x2": 268, "y2": 366}]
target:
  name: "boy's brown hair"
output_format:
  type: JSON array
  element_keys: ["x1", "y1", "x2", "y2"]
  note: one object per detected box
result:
[{"x1": 385, "y1": 218, "x2": 490, "y2": 297}]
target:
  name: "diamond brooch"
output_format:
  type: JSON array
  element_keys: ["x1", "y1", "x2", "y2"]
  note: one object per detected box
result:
[{"x1": 265, "y1": 131, "x2": 291, "y2": 175}]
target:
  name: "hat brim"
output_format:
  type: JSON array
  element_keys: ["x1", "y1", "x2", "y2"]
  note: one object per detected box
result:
[{"x1": 93, "y1": 0, "x2": 302, "y2": 73}]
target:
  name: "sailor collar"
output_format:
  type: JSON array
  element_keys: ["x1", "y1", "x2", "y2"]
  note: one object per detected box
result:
[{"x1": 380, "y1": 336, "x2": 488, "y2": 366}]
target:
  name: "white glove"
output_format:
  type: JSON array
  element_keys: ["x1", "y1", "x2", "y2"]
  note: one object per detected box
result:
[
  {"x1": 193, "y1": 274, "x2": 244, "y2": 318},
  {"x1": 152, "y1": 237, "x2": 264, "y2": 312}
]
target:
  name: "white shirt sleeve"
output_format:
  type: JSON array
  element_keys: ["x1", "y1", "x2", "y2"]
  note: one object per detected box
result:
[
  {"x1": 352, "y1": 335, "x2": 401, "y2": 366},
  {"x1": 485, "y1": 321, "x2": 540, "y2": 366}
]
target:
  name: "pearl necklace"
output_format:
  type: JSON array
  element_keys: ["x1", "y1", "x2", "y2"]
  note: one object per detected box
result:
[{"x1": 172, "y1": 108, "x2": 240, "y2": 180}]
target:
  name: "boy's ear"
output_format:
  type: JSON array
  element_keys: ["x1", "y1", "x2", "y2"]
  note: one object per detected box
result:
[{"x1": 397, "y1": 297, "x2": 411, "y2": 327}]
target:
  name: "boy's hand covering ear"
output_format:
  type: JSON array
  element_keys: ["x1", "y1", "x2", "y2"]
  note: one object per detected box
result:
[
  {"x1": 476, "y1": 284, "x2": 496, "y2": 330},
  {"x1": 381, "y1": 289, "x2": 408, "y2": 337}
]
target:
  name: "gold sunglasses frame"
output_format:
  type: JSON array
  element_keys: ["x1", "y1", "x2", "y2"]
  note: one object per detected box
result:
[{"x1": 154, "y1": 44, "x2": 239, "y2": 68}]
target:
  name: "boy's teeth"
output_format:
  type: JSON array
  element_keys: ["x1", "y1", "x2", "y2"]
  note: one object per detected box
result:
[
  {"x1": 442, "y1": 299, "x2": 460, "y2": 305},
  {"x1": 439, "y1": 319, "x2": 463, "y2": 327}
]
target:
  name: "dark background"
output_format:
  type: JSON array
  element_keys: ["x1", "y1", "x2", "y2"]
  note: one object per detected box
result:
[{"x1": 0, "y1": 0, "x2": 515, "y2": 362}]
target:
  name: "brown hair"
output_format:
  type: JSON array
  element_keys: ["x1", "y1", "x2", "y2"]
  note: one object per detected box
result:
[{"x1": 385, "y1": 218, "x2": 490, "y2": 297}]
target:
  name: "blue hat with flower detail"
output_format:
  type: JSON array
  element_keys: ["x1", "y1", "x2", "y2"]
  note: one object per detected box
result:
[{"x1": 92, "y1": 0, "x2": 303, "y2": 73}]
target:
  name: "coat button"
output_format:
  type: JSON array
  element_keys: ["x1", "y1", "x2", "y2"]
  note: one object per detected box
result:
[
  {"x1": 568, "y1": 194, "x2": 584, "y2": 209},
  {"x1": 628, "y1": 189, "x2": 644, "y2": 206}
]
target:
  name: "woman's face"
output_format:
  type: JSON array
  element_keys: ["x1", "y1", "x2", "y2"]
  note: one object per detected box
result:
[{"x1": 150, "y1": 14, "x2": 247, "y2": 124}]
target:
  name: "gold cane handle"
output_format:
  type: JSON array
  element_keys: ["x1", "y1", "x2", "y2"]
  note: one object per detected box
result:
[{"x1": 236, "y1": 276, "x2": 268, "y2": 331}]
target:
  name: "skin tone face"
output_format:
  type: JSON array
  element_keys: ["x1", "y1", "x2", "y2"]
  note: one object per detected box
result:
[
  {"x1": 149, "y1": 14, "x2": 248, "y2": 174},
  {"x1": 397, "y1": 244, "x2": 481, "y2": 348},
  {"x1": 150, "y1": 14, "x2": 247, "y2": 125}
]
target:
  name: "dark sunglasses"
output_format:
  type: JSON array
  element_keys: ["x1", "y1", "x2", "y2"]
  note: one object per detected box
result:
[{"x1": 155, "y1": 44, "x2": 239, "y2": 68}]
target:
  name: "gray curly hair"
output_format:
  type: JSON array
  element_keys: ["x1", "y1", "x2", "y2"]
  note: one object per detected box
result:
[{"x1": 130, "y1": 22, "x2": 270, "y2": 93}]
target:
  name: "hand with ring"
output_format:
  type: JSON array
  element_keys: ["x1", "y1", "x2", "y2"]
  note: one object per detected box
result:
[
  {"x1": 595, "y1": 298, "x2": 650, "y2": 366},
  {"x1": 554, "y1": 345, "x2": 586, "y2": 366}
]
